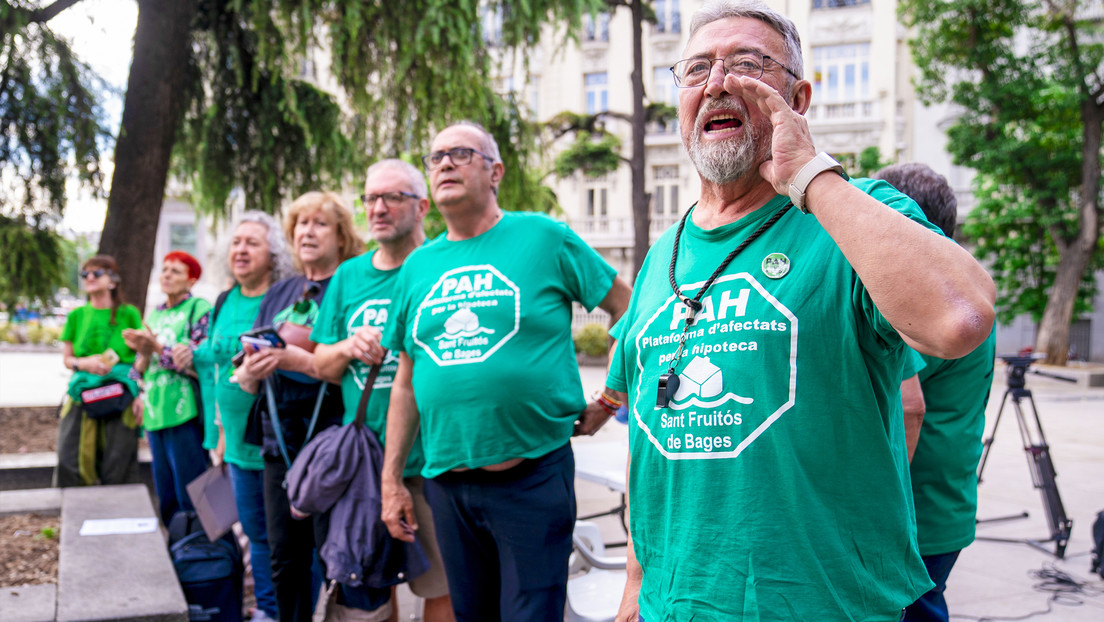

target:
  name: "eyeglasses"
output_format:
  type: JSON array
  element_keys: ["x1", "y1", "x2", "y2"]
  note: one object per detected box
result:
[
  {"x1": 671, "y1": 50, "x2": 800, "y2": 88},
  {"x1": 80, "y1": 269, "x2": 108, "y2": 279},
  {"x1": 293, "y1": 281, "x2": 322, "y2": 314},
  {"x1": 421, "y1": 147, "x2": 494, "y2": 171},
  {"x1": 360, "y1": 191, "x2": 420, "y2": 208}
]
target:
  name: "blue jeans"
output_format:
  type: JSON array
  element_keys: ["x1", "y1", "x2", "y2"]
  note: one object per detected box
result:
[
  {"x1": 229, "y1": 464, "x2": 279, "y2": 618},
  {"x1": 147, "y1": 417, "x2": 209, "y2": 526},
  {"x1": 904, "y1": 550, "x2": 961, "y2": 622},
  {"x1": 425, "y1": 443, "x2": 576, "y2": 622}
]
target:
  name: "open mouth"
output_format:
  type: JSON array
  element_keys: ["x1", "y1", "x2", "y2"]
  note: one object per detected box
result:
[{"x1": 705, "y1": 115, "x2": 743, "y2": 134}]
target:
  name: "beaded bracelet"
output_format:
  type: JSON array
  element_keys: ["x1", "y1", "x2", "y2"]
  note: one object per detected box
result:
[{"x1": 591, "y1": 390, "x2": 623, "y2": 415}]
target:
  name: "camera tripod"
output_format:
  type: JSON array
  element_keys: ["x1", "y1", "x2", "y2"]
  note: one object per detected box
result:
[{"x1": 976, "y1": 355, "x2": 1074, "y2": 558}]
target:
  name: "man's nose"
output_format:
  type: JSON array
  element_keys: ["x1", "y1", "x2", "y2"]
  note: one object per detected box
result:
[{"x1": 704, "y1": 59, "x2": 728, "y2": 96}]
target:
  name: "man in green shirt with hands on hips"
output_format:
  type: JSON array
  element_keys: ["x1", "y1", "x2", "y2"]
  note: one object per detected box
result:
[
  {"x1": 379, "y1": 121, "x2": 631, "y2": 621},
  {"x1": 606, "y1": 2, "x2": 997, "y2": 621}
]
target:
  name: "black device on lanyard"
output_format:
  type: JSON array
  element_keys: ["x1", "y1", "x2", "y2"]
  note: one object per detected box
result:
[{"x1": 657, "y1": 204, "x2": 791, "y2": 407}]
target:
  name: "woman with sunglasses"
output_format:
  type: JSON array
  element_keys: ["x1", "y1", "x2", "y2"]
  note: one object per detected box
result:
[
  {"x1": 192, "y1": 211, "x2": 294, "y2": 622},
  {"x1": 122, "y1": 251, "x2": 211, "y2": 527},
  {"x1": 56, "y1": 255, "x2": 144, "y2": 487},
  {"x1": 233, "y1": 191, "x2": 364, "y2": 621}
]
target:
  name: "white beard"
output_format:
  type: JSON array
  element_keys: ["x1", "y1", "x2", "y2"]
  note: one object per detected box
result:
[{"x1": 685, "y1": 101, "x2": 768, "y2": 185}]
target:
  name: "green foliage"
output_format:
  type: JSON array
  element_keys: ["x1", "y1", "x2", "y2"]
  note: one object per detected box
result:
[
  {"x1": 25, "y1": 323, "x2": 61, "y2": 345},
  {"x1": 175, "y1": 0, "x2": 604, "y2": 220},
  {"x1": 554, "y1": 131, "x2": 623, "y2": 179},
  {"x1": 0, "y1": 214, "x2": 73, "y2": 310},
  {"x1": 0, "y1": 1, "x2": 112, "y2": 215},
  {"x1": 964, "y1": 176, "x2": 1102, "y2": 323},
  {"x1": 837, "y1": 146, "x2": 892, "y2": 179},
  {"x1": 0, "y1": 322, "x2": 62, "y2": 345},
  {"x1": 899, "y1": 0, "x2": 1104, "y2": 322},
  {"x1": 37, "y1": 526, "x2": 58, "y2": 540},
  {"x1": 573, "y1": 322, "x2": 609, "y2": 356}
]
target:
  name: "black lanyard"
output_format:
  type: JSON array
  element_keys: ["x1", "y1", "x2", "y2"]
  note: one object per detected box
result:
[{"x1": 657, "y1": 203, "x2": 791, "y2": 407}]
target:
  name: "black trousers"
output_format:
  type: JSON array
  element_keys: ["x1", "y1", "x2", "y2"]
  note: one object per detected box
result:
[{"x1": 263, "y1": 458, "x2": 326, "y2": 622}]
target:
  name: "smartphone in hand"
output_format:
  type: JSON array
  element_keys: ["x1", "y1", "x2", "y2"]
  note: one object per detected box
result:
[{"x1": 239, "y1": 326, "x2": 287, "y2": 351}]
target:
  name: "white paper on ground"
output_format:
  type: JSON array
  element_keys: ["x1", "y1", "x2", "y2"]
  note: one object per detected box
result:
[{"x1": 78, "y1": 517, "x2": 159, "y2": 536}]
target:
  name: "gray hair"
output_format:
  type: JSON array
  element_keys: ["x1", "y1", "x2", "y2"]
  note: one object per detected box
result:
[
  {"x1": 689, "y1": 0, "x2": 804, "y2": 81},
  {"x1": 226, "y1": 210, "x2": 295, "y2": 283},
  {"x1": 446, "y1": 120, "x2": 502, "y2": 165},
  {"x1": 365, "y1": 159, "x2": 428, "y2": 198},
  {"x1": 872, "y1": 163, "x2": 958, "y2": 238}
]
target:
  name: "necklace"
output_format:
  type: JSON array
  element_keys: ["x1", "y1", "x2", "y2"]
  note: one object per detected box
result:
[{"x1": 657, "y1": 203, "x2": 791, "y2": 407}]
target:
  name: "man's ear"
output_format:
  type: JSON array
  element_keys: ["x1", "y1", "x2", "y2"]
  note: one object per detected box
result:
[
  {"x1": 490, "y1": 161, "x2": 505, "y2": 185},
  {"x1": 790, "y1": 79, "x2": 812, "y2": 115}
]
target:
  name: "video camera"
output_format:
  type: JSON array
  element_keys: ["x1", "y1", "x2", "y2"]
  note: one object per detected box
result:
[{"x1": 997, "y1": 353, "x2": 1075, "y2": 390}]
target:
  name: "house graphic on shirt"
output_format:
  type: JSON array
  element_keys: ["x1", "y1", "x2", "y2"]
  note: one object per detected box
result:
[
  {"x1": 436, "y1": 308, "x2": 495, "y2": 341},
  {"x1": 673, "y1": 356, "x2": 723, "y2": 401},
  {"x1": 669, "y1": 355, "x2": 753, "y2": 410}
]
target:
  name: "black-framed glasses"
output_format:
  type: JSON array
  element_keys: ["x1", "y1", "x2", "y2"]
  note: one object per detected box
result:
[
  {"x1": 360, "y1": 191, "x2": 420, "y2": 208},
  {"x1": 80, "y1": 269, "x2": 108, "y2": 279},
  {"x1": 422, "y1": 147, "x2": 494, "y2": 170},
  {"x1": 293, "y1": 281, "x2": 322, "y2": 314},
  {"x1": 671, "y1": 50, "x2": 800, "y2": 88}
]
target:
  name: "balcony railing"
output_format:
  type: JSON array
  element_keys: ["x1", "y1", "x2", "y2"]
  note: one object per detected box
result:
[
  {"x1": 807, "y1": 100, "x2": 879, "y2": 123},
  {"x1": 570, "y1": 214, "x2": 683, "y2": 245}
]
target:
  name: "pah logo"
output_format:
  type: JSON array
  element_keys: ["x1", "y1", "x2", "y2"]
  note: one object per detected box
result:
[
  {"x1": 635, "y1": 273, "x2": 797, "y2": 460},
  {"x1": 413, "y1": 265, "x2": 520, "y2": 366},
  {"x1": 348, "y1": 298, "x2": 395, "y2": 390}
]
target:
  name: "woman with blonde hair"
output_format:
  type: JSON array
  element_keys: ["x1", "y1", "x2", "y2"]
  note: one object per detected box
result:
[{"x1": 234, "y1": 191, "x2": 364, "y2": 620}]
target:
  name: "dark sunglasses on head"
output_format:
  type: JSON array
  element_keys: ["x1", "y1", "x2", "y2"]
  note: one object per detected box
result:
[{"x1": 80, "y1": 269, "x2": 108, "y2": 279}]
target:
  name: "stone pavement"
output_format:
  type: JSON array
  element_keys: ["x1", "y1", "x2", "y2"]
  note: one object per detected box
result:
[{"x1": 4, "y1": 352, "x2": 1103, "y2": 619}]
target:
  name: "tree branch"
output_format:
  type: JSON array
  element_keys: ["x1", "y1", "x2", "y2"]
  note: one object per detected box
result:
[
  {"x1": 2, "y1": 0, "x2": 84, "y2": 33},
  {"x1": 30, "y1": 0, "x2": 84, "y2": 23}
]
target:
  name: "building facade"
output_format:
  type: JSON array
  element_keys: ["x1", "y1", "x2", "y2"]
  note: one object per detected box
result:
[{"x1": 493, "y1": 0, "x2": 1101, "y2": 361}]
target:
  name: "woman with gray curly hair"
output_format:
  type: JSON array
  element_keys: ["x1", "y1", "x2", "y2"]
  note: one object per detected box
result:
[{"x1": 192, "y1": 209, "x2": 292, "y2": 622}]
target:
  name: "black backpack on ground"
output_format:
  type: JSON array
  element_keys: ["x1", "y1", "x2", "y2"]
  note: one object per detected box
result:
[{"x1": 168, "y1": 510, "x2": 244, "y2": 622}]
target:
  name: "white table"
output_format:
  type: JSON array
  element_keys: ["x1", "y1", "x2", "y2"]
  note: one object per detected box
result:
[
  {"x1": 572, "y1": 439, "x2": 629, "y2": 536},
  {"x1": 571, "y1": 439, "x2": 628, "y2": 493}
]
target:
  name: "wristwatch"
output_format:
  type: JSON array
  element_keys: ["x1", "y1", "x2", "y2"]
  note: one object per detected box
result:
[{"x1": 789, "y1": 152, "x2": 847, "y2": 214}]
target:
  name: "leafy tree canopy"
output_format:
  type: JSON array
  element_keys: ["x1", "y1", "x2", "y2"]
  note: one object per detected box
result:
[
  {"x1": 0, "y1": 0, "x2": 112, "y2": 307},
  {"x1": 899, "y1": 0, "x2": 1104, "y2": 362},
  {"x1": 175, "y1": 0, "x2": 603, "y2": 222}
]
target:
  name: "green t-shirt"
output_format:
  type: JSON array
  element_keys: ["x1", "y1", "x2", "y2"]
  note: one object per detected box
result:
[
  {"x1": 61, "y1": 303, "x2": 143, "y2": 361},
  {"x1": 311, "y1": 251, "x2": 425, "y2": 478},
  {"x1": 142, "y1": 296, "x2": 212, "y2": 432},
  {"x1": 608, "y1": 180, "x2": 935, "y2": 621},
  {"x1": 383, "y1": 212, "x2": 617, "y2": 477},
  {"x1": 192, "y1": 286, "x2": 265, "y2": 469},
  {"x1": 911, "y1": 328, "x2": 996, "y2": 556},
  {"x1": 902, "y1": 348, "x2": 926, "y2": 380}
]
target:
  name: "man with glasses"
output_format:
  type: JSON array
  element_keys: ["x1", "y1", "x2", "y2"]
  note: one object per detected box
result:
[
  {"x1": 605, "y1": 1, "x2": 996, "y2": 620},
  {"x1": 312, "y1": 159, "x2": 454, "y2": 621},
  {"x1": 379, "y1": 121, "x2": 631, "y2": 621}
]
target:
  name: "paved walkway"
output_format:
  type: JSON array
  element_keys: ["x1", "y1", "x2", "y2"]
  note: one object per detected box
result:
[{"x1": 5, "y1": 353, "x2": 1103, "y2": 619}]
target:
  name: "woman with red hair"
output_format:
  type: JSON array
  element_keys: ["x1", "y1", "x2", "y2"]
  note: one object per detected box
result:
[{"x1": 124, "y1": 251, "x2": 212, "y2": 526}]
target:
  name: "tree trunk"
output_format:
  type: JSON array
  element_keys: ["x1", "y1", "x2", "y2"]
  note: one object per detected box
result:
[
  {"x1": 98, "y1": 0, "x2": 198, "y2": 312},
  {"x1": 629, "y1": 0, "x2": 649, "y2": 281},
  {"x1": 1035, "y1": 98, "x2": 1103, "y2": 365}
]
